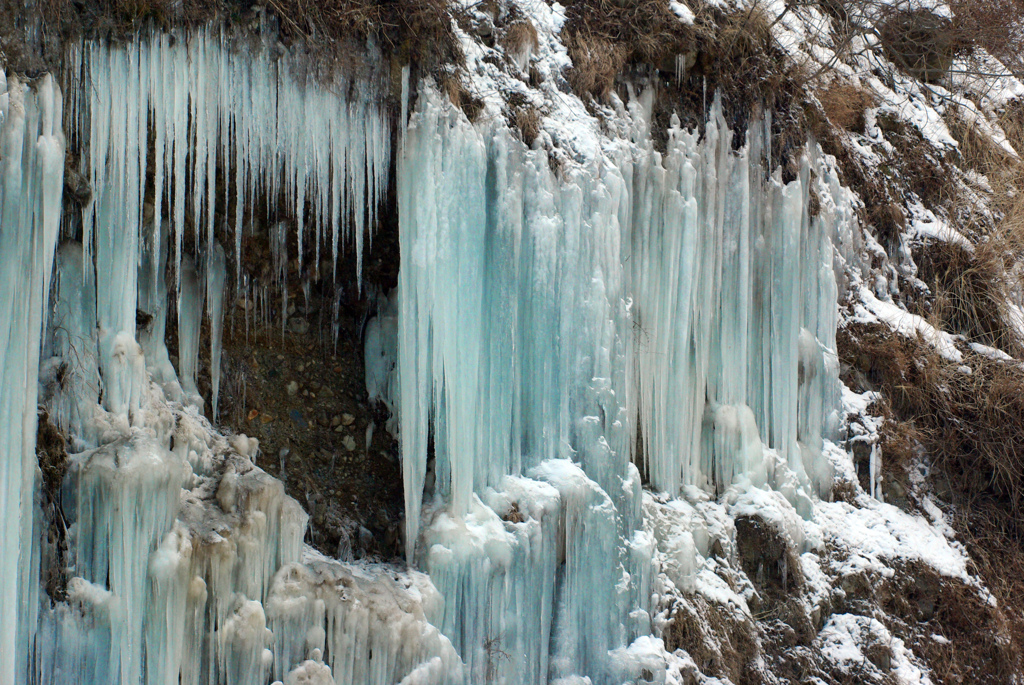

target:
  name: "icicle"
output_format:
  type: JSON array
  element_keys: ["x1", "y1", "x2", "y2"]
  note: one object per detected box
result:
[
  {"x1": 209, "y1": 243, "x2": 228, "y2": 420},
  {"x1": 0, "y1": 71, "x2": 65, "y2": 684},
  {"x1": 178, "y1": 256, "x2": 205, "y2": 404}
]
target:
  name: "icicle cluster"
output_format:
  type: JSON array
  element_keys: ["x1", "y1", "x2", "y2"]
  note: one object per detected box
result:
[
  {"x1": 64, "y1": 30, "x2": 390, "y2": 422},
  {"x1": 0, "y1": 71, "x2": 65, "y2": 685},
  {"x1": 19, "y1": 29, "x2": 427, "y2": 685},
  {"x1": 627, "y1": 108, "x2": 848, "y2": 506},
  {"x1": 389, "y1": 87, "x2": 855, "y2": 683}
]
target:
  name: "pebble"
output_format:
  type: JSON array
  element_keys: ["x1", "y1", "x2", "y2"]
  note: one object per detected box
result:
[
  {"x1": 287, "y1": 380, "x2": 299, "y2": 396},
  {"x1": 342, "y1": 435, "x2": 357, "y2": 451},
  {"x1": 331, "y1": 415, "x2": 342, "y2": 427},
  {"x1": 334, "y1": 425, "x2": 345, "y2": 433},
  {"x1": 342, "y1": 413, "x2": 355, "y2": 426}
]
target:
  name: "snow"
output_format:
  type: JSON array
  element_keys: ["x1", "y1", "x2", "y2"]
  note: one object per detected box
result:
[
  {"x1": 969, "y1": 342, "x2": 1014, "y2": 361},
  {"x1": 950, "y1": 48, "x2": 1024, "y2": 112},
  {"x1": 669, "y1": 0, "x2": 695, "y2": 24},
  {"x1": 852, "y1": 286, "x2": 964, "y2": 362},
  {"x1": 818, "y1": 614, "x2": 933, "y2": 684},
  {"x1": 816, "y1": 496, "x2": 971, "y2": 581},
  {"x1": 908, "y1": 200, "x2": 974, "y2": 253}
]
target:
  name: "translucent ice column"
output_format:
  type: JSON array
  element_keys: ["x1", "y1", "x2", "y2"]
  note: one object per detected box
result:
[{"x1": 0, "y1": 72, "x2": 65, "y2": 684}]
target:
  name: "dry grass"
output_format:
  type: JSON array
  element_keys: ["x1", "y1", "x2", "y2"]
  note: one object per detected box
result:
[
  {"x1": 912, "y1": 102, "x2": 1024, "y2": 357},
  {"x1": 501, "y1": 17, "x2": 538, "y2": 58},
  {"x1": 512, "y1": 104, "x2": 541, "y2": 145},
  {"x1": 818, "y1": 81, "x2": 875, "y2": 133},
  {"x1": 915, "y1": 239, "x2": 1023, "y2": 356},
  {"x1": 878, "y1": 7, "x2": 968, "y2": 83},
  {"x1": 877, "y1": 560, "x2": 1019, "y2": 682},
  {"x1": 440, "y1": 71, "x2": 484, "y2": 121},
  {"x1": 3, "y1": 0, "x2": 463, "y2": 77},
  {"x1": 838, "y1": 324, "x2": 1024, "y2": 680},
  {"x1": 838, "y1": 323, "x2": 1024, "y2": 508},
  {"x1": 36, "y1": 410, "x2": 69, "y2": 603},
  {"x1": 949, "y1": 0, "x2": 1024, "y2": 77},
  {"x1": 563, "y1": 30, "x2": 629, "y2": 99},
  {"x1": 560, "y1": 0, "x2": 792, "y2": 120},
  {"x1": 663, "y1": 594, "x2": 759, "y2": 682}
]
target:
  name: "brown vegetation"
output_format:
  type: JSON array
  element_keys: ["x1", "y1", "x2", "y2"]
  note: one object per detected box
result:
[
  {"x1": 560, "y1": 0, "x2": 799, "y2": 140},
  {"x1": 37, "y1": 410, "x2": 69, "y2": 603},
  {"x1": 818, "y1": 81, "x2": 875, "y2": 133},
  {"x1": 837, "y1": 323, "x2": 1024, "y2": 679},
  {"x1": 878, "y1": 560, "x2": 1019, "y2": 682},
  {"x1": 949, "y1": 0, "x2": 1024, "y2": 76},
  {"x1": 2, "y1": 0, "x2": 463, "y2": 77},
  {"x1": 879, "y1": 8, "x2": 968, "y2": 84},
  {"x1": 664, "y1": 594, "x2": 759, "y2": 683},
  {"x1": 512, "y1": 103, "x2": 541, "y2": 145}
]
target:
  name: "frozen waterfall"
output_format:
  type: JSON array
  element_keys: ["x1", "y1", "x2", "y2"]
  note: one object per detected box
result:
[
  {"x1": 393, "y1": 85, "x2": 852, "y2": 684},
  {"x1": 0, "y1": 27, "x2": 857, "y2": 685}
]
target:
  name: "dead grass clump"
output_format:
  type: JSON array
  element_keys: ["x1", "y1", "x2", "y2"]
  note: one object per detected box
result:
[
  {"x1": 663, "y1": 595, "x2": 760, "y2": 682},
  {"x1": 440, "y1": 72, "x2": 484, "y2": 121},
  {"x1": 866, "y1": 201, "x2": 907, "y2": 251},
  {"x1": 501, "y1": 18, "x2": 538, "y2": 59},
  {"x1": 945, "y1": 107, "x2": 1024, "y2": 206},
  {"x1": 502, "y1": 502, "x2": 524, "y2": 523},
  {"x1": 9, "y1": 0, "x2": 464, "y2": 78},
  {"x1": 560, "y1": 0, "x2": 711, "y2": 104},
  {"x1": 563, "y1": 30, "x2": 629, "y2": 99},
  {"x1": 915, "y1": 239, "x2": 1023, "y2": 356},
  {"x1": 37, "y1": 409, "x2": 69, "y2": 501},
  {"x1": 735, "y1": 515, "x2": 804, "y2": 600},
  {"x1": 512, "y1": 104, "x2": 541, "y2": 145},
  {"x1": 688, "y1": 4, "x2": 799, "y2": 138},
  {"x1": 879, "y1": 8, "x2": 968, "y2": 83},
  {"x1": 37, "y1": 410, "x2": 69, "y2": 603},
  {"x1": 948, "y1": 0, "x2": 1024, "y2": 76},
  {"x1": 837, "y1": 321, "x2": 1024, "y2": 512},
  {"x1": 878, "y1": 560, "x2": 1019, "y2": 682},
  {"x1": 818, "y1": 81, "x2": 875, "y2": 133}
]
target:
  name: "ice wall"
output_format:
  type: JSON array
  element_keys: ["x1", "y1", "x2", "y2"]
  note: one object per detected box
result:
[
  {"x1": 0, "y1": 72, "x2": 65, "y2": 685},
  {"x1": 394, "y1": 86, "x2": 853, "y2": 683},
  {"x1": 627, "y1": 110, "x2": 849, "y2": 504},
  {"x1": 10, "y1": 29, "x2": 458, "y2": 685},
  {"x1": 1, "y1": 24, "x2": 861, "y2": 685}
]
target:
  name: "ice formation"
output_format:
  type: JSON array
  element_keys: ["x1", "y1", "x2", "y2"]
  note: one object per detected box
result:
[
  {"x1": 2, "y1": 17, "x2": 869, "y2": 685},
  {"x1": 0, "y1": 71, "x2": 65, "y2": 683},
  {"x1": 389, "y1": 82, "x2": 857, "y2": 682}
]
